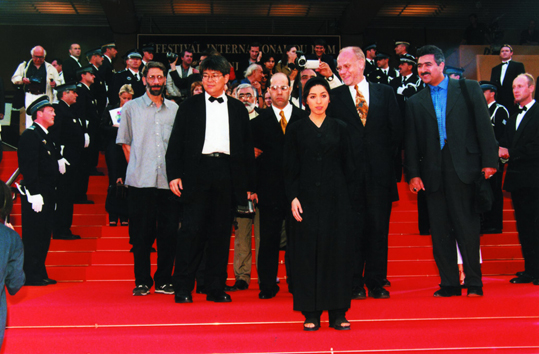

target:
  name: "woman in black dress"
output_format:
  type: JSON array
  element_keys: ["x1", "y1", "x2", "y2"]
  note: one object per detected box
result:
[{"x1": 284, "y1": 77, "x2": 356, "y2": 331}]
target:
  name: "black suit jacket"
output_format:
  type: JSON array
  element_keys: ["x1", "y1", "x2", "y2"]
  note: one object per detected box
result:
[
  {"x1": 99, "y1": 56, "x2": 115, "y2": 95},
  {"x1": 63, "y1": 56, "x2": 82, "y2": 84},
  {"x1": 490, "y1": 60, "x2": 525, "y2": 113},
  {"x1": 404, "y1": 78, "x2": 499, "y2": 192},
  {"x1": 18, "y1": 123, "x2": 60, "y2": 196},
  {"x1": 502, "y1": 103, "x2": 539, "y2": 192},
  {"x1": 90, "y1": 65, "x2": 108, "y2": 115},
  {"x1": 73, "y1": 83, "x2": 99, "y2": 141},
  {"x1": 251, "y1": 105, "x2": 307, "y2": 207},
  {"x1": 166, "y1": 94, "x2": 255, "y2": 205},
  {"x1": 110, "y1": 70, "x2": 145, "y2": 106},
  {"x1": 328, "y1": 82, "x2": 403, "y2": 201},
  {"x1": 49, "y1": 100, "x2": 85, "y2": 165}
]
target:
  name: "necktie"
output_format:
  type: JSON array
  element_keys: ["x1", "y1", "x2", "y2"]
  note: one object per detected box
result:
[
  {"x1": 354, "y1": 85, "x2": 369, "y2": 126},
  {"x1": 501, "y1": 62, "x2": 508, "y2": 65},
  {"x1": 209, "y1": 96, "x2": 224, "y2": 103},
  {"x1": 135, "y1": 73, "x2": 139, "y2": 81},
  {"x1": 517, "y1": 106, "x2": 528, "y2": 114},
  {"x1": 280, "y1": 111, "x2": 287, "y2": 133}
]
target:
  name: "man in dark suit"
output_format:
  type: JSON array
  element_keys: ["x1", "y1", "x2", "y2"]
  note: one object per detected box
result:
[
  {"x1": 49, "y1": 83, "x2": 85, "y2": 240},
  {"x1": 110, "y1": 50, "x2": 145, "y2": 106},
  {"x1": 363, "y1": 43, "x2": 377, "y2": 78},
  {"x1": 367, "y1": 52, "x2": 399, "y2": 85},
  {"x1": 328, "y1": 46, "x2": 403, "y2": 299},
  {"x1": 99, "y1": 42, "x2": 117, "y2": 95},
  {"x1": 490, "y1": 44, "x2": 525, "y2": 116},
  {"x1": 166, "y1": 55, "x2": 255, "y2": 304},
  {"x1": 86, "y1": 48, "x2": 107, "y2": 116},
  {"x1": 252, "y1": 72, "x2": 307, "y2": 299},
  {"x1": 63, "y1": 43, "x2": 83, "y2": 84},
  {"x1": 405, "y1": 45, "x2": 498, "y2": 297},
  {"x1": 499, "y1": 73, "x2": 539, "y2": 285},
  {"x1": 18, "y1": 96, "x2": 61, "y2": 286}
]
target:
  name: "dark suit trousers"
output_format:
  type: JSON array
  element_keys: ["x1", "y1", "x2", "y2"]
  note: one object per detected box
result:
[
  {"x1": 511, "y1": 187, "x2": 539, "y2": 278},
  {"x1": 426, "y1": 145, "x2": 482, "y2": 288},
  {"x1": 128, "y1": 187, "x2": 180, "y2": 288},
  {"x1": 258, "y1": 204, "x2": 288, "y2": 293},
  {"x1": 173, "y1": 156, "x2": 234, "y2": 295},
  {"x1": 352, "y1": 175, "x2": 393, "y2": 289},
  {"x1": 482, "y1": 162, "x2": 504, "y2": 231},
  {"x1": 53, "y1": 165, "x2": 76, "y2": 237},
  {"x1": 21, "y1": 191, "x2": 54, "y2": 282}
]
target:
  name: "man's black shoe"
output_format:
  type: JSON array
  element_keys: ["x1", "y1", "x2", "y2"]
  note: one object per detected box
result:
[
  {"x1": 196, "y1": 285, "x2": 206, "y2": 294},
  {"x1": 206, "y1": 292, "x2": 232, "y2": 302},
  {"x1": 368, "y1": 286, "x2": 390, "y2": 299},
  {"x1": 533, "y1": 279, "x2": 539, "y2": 286},
  {"x1": 53, "y1": 234, "x2": 81, "y2": 240},
  {"x1": 352, "y1": 287, "x2": 366, "y2": 300},
  {"x1": 510, "y1": 274, "x2": 535, "y2": 284},
  {"x1": 24, "y1": 279, "x2": 48, "y2": 286},
  {"x1": 382, "y1": 279, "x2": 391, "y2": 287},
  {"x1": 467, "y1": 287, "x2": 483, "y2": 297},
  {"x1": 259, "y1": 286, "x2": 279, "y2": 299},
  {"x1": 43, "y1": 278, "x2": 57, "y2": 285},
  {"x1": 174, "y1": 294, "x2": 193, "y2": 303},
  {"x1": 433, "y1": 287, "x2": 462, "y2": 297}
]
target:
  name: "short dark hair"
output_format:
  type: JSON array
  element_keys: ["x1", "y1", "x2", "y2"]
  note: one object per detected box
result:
[
  {"x1": 200, "y1": 55, "x2": 231, "y2": 76},
  {"x1": 0, "y1": 181, "x2": 13, "y2": 222},
  {"x1": 313, "y1": 38, "x2": 327, "y2": 48},
  {"x1": 180, "y1": 49, "x2": 193, "y2": 58},
  {"x1": 417, "y1": 45, "x2": 445, "y2": 65},
  {"x1": 51, "y1": 58, "x2": 63, "y2": 65},
  {"x1": 249, "y1": 42, "x2": 261, "y2": 50},
  {"x1": 303, "y1": 76, "x2": 330, "y2": 103},
  {"x1": 142, "y1": 61, "x2": 167, "y2": 78}
]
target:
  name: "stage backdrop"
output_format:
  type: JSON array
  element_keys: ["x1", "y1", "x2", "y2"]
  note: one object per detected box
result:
[{"x1": 137, "y1": 34, "x2": 341, "y2": 72}]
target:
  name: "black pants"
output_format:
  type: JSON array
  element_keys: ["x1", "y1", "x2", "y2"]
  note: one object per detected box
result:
[
  {"x1": 21, "y1": 190, "x2": 54, "y2": 282},
  {"x1": 352, "y1": 175, "x2": 393, "y2": 290},
  {"x1": 173, "y1": 156, "x2": 234, "y2": 295},
  {"x1": 53, "y1": 163, "x2": 77, "y2": 237},
  {"x1": 482, "y1": 162, "x2": 504, "y2": 230},
  {"x1": 426, "y1": 145, "x2": 482, "y2": 288},
  {"x1": 258, "y1": 204, "x2": 288, "y2": 293},
  {"x1": 511, "y1": 187, "x2": 539, "y2": 278},
  {"x1": 128, "y1": 187, "x2": 180, "y2": 288}
]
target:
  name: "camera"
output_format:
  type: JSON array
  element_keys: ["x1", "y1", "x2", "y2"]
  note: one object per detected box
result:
[
  {"x1": 166, "y1": 52, "x2": 178, "y2": 63},
  {"x1": 295, "y1": 51, "x2": 307, "y2": 68}
]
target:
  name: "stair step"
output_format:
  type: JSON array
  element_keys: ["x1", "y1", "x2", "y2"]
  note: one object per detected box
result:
[{"x1": 46, "y1": 251, "x2": 92, "y2": 266}]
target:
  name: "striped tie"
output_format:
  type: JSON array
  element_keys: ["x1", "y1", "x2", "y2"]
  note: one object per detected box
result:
[{"x1": 280, "y1": 111, "x2": 287, "y2": 133}]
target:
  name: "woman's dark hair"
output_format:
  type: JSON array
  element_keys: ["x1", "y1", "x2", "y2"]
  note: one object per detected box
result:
[
  {"x1": 302, "y1": 76, "x2": 330, "y2": 103},
  {"x1": 0, "y1": 181, "x2": 13, "y2": 222},
  {"x1": 200, "y1": 55, "x2": 231, "y2": 76},
  {"x1": 281, "y1": 45, "x2": 297, "y2": 63}
]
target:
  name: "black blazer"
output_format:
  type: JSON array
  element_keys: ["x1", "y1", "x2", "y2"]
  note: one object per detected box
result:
[
  {"x1": 49, "y1": 100, "x2": 85, "y2": 165},
  {"x1": 63, "y1": 56, "x2": 82, "y2": 84},
  {"x1": 251, "y1": 105, "x2": 307, "y2": 207},
  {"x1": 404, "y1": 79, "x2": 499, "y2": 192},
  {"x1": 490, "y1": 60, "x2": 525, "y2": 113},
  {"x1": 18, "y1": 123, "x2": 60, "y2": 196},
  {"x1": 328, "y1": 82, "x2": 403, "y2": 200},
  {"x1": 109, "y1": 70, "x2": 145, "y2": 106},
  {"x1": 73, "y1": 83, "x2": 99, "y2": 137},
  {"x1": 502, "y1": 103, "x2": 539, "y2": 192},
  {"x1": 99, "y1": 56, "x2": 115, "y2": 98},
  {"x1": 166, "y1": 94, "x2": 255, "y2": 205},
  {"x1": 90, "y1": 64, "x2": 108, "y2": 115}
]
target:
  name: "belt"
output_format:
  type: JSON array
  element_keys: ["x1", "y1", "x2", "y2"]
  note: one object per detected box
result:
[{"x1": 203, "y1": 152, "x2": 230, "y2": 158}]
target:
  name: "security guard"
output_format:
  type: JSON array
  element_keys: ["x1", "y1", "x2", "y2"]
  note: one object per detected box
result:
[
  {"x1": 18, "y1": 95, "x2": 63, "y2": 286},
  {"x1": 109, "y1": 50, "x2": 145, "y2": 106},
  {"x1": 367, "y1": 52, "x2": 399, "y2": 85}
]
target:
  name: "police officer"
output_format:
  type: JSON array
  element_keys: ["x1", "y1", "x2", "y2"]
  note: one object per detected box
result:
[
  {"x1": 367, "y1": 52, "x2": 399, "y2": 85},
  {"x1": 110, "y1": 50, "x2": 145, "y2": 106},
  {"x1": 18, "y1": 96, "x2": 64, "y2": 285}
]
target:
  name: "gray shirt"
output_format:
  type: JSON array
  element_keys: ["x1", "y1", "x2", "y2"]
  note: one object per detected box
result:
[{"x1": 116, "y1": 93, "x2": 179, "y2": 189}]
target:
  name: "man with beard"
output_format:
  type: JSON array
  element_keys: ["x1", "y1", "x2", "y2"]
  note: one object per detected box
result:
[
  {"x1": 116, "y1": 61, "x2": 181, "y2": 296},
  {"x1": 225, "y1": 83, "x2": 260, "y2": 292}
]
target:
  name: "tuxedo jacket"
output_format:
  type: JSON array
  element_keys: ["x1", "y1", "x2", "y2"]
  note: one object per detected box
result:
[
  {"x1": 250, "y1": 105, "x2": 307, "y2": 207},
  {"x1": 490, "y1": 60, "x2": 525, "y2": 112},
  {"x1": 404, "y1": 79, "x2": 499, "y2": 193},
  {"x1": 18, "y1": 123, "x2": 60, "y2": 197},
  {"x1": 502, "y1": 102, "x2": 539, "y2": 192},
  {"x1": 165, "y1": 94, "x2": 255, "y2": 205},
  {"x1": 328, "y1": 82, "x2": 403, "y2": 200},
  {"x1": 62, "y1": 56, "x2": 82, "y2": 84}
]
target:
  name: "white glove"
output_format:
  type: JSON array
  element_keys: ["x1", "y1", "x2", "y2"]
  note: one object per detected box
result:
[
  {"x1": 84, "y1": 133, "x2": 90, "y2": 148},
  {"x1": 27, "y1": 194, "x2": 44, "y2": 213},
  {"x1": 58, "y1": 158, "x2": 70, "y2": 174}
]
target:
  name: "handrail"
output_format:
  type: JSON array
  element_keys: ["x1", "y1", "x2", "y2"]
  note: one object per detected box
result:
[{"x1": 6, "y1": 168, "x2": 20, "y2": 187}]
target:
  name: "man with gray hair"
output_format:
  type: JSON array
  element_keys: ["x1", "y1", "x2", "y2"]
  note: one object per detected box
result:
[
  {"x1": 12, "y1": 46, "x2": 60, "y2": 128},
  {"x1": 225, "y1": 83, "x2": 260, "y2": 292},
  {"x1": 242, "y1": 64, "x2": 264, "y2": 107}
]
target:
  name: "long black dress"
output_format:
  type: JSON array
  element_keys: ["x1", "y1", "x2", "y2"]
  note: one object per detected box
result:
[{"x1": 284, "y1": 116, "x2": 356, "y2": 312}]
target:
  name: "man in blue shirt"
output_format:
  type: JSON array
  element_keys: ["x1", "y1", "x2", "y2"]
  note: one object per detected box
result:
[{"x1": 404, "y1": 45, "x2": 498, "y2": 298}]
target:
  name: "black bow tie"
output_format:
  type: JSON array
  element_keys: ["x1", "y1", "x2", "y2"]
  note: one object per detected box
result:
[
  {"x1": 501, "y1": 62, "x2": 508, "y2": 65},
  {"x1": 517, "y1": 106, "x2": 528, "y2": 114},
  {"x1": 209, "y1": 96, "x2": 224, "y2": 104}
]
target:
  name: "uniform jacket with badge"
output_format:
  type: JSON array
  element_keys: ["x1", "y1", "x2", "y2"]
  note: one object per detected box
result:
[
  {"x1": 367, "y1": 67, "x2": 399, "y2": 85},
  {"x1": 49, "y1": 100, "x2": 86, "y2": 166},
  {"x1": 18, "y1": 123, "x2": 60, "y2": 197},
  {"x1": 109, "y1": 69, "x2": 145, "y2": 106}
]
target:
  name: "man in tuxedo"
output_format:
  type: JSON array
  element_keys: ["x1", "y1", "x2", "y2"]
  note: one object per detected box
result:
[
  {"x1": 499, "y1": 73, "x2": 539, "y2": 285},
  {"x1": 252, "y1": 72, "x2": 307, "y2": 299},
  {"x1": 63, "y1": 43, "x2": 83, "y2": 84},
  {"x1": 480, "y1": 81, "x2": 510, "y2": 234},
  {"x1": 405, "y1": 45, "x2": 498, "y2": 297},
  {"x1": 490, "y1": 44, "x2": 525, "y2": 116},
  {"x1": 166, "y1": 55, "x2": 255, "y2": 303},
  {"x1": 116, "y1": 61, "x2": 181, "y2": 296},
  {"x1": 328, "y1": 46, "x2": 403, "y2": 299}
]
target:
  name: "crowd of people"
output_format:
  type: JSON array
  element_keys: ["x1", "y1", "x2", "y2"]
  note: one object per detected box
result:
[{"x1": 8, "y1": 37, "x2": 539, "y2": 331}]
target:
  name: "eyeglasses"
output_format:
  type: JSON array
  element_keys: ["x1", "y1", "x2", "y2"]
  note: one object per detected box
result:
[
  {"x1": 238, "y1": 93, "x2": 253, "y2": 99},
  {"x1": 147, "y1": 75, "x2": 165, "y2": 81},
  {"x1": 269, "y1": 85, "x2": 290, "y2": 91},
  {"x1": 203, "y1": 74, "x2": 223, "y2": 81}
]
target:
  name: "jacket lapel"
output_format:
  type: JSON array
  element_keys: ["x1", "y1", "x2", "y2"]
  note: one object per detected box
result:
[
  {"x1": 445, "y1": 79, "x2": 461, "y2": 118},
  {"x1": 335, "y1": 85, "x2": 363, "y2": 131},
  {"x1": 513, "y1": 103, "x2": 538, "y2": 145},
  {"x1": 417, "y1": 86, "x2": 437, "y2": 120}
]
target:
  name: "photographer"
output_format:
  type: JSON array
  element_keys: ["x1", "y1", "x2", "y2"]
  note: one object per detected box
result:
[
  {"x1": 12, "y1": 46, "x2": 59, "y2": 128},
  {"x1": 275, "y1": 45, "x2": 299, "y2": 83},
  {"x1": 166, "y1": 50, "x2": 201, "y2": 104}
]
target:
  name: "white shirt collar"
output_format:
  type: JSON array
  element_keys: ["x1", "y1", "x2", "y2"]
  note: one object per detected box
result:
[
  {"x1": 488, "y1": 101, "x2": 495, "y2": 108},
  {"x1": 205, "y1": 91, "x2": 227, "y2": 103},
  {"x1": 35, "y1": 122, "x2": 48, "y2": 134},
  {"x1": 70, "y1": 55, "x2": 79, "y2": 62},
  {"x1": 272, "y1": 102, "x2": 293, "y2": 121},
  {"x1": 520, "y1": 99, "x2": 536, "y2": 111},
  {"x1": 128, "y1": 68, "x2": 140, "y2": 77}
]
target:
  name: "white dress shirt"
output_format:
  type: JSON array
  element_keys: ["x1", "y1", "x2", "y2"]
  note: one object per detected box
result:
[
  {"x1": 348, "y1": 77, "x2": 370, "y2": 106},
  {"x1": 500, "y1": 59, "x2": 511, "y2": 85},
  {"x1": 272, "y1": 102, "x2": 293, "y2": 123},
  {"x1": 516, "y1": 100, "x2": 536, "y2": 130},
  {"x1": 202, "y1": 92, "x2": 230, "y2": 154}
]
